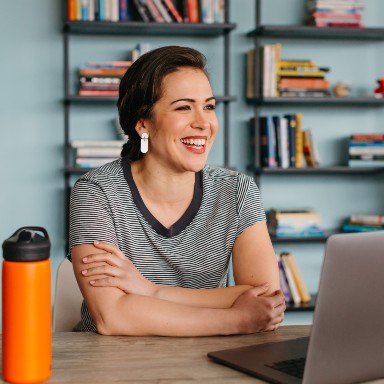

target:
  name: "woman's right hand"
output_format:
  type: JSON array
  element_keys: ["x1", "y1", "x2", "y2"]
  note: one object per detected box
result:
[{"x1": 230, "y1": 284, "x2": 286, "y2": 333}]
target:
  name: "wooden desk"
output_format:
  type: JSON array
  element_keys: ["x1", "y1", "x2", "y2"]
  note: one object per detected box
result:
[{"x1": 1, "y1": 326, "x2": 384, "y2": 383}]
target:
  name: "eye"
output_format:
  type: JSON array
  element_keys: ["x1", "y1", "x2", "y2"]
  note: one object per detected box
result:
[
  {"x1": 204, "y1": 103, "x2": 216, "y2": 110},
  {"x1": 176, "y1": 105, "x2": 191, "y2": 111}
]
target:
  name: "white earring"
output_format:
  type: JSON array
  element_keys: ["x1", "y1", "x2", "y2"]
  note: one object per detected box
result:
[{"x1": 140, "y1": 132, "x2": 148, "y2": 154}]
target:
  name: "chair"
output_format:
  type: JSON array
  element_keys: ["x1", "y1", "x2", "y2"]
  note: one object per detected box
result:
[{"x1": 53, "y1": 258, "x2": 83, "y2": 332}]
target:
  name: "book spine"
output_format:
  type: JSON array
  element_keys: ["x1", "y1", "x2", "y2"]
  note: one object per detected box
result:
[
  {"x1": 284, "y1": 114, "x2": 296, "y2": 168},
  {"x1": 349, "y1": 214, "x2": 384, "y2": 227},
  {"x1": 153, "y1": 0, "x2": 173, "y2": 22},
  {"x1": 119, "y1": 0, "x2": 129, "y2": 20},
  {"x1": 283, "y1": 253, "x2": 311, "y2": 303},
  {"x1": 146, "y1": 0, "x2": 166, "y2": 21},
  {"x1": 162, "y1": 0, "x2": 183, "y2": 22},
  {"x1": 68, "y1": 0, "x2": 77, "y2": 20},
  {"x1": 276, "y1": 254, "x2": 292, "y2": 303},
  {"x1": 187, "y1": 0, "x2": 199, "y2": 22},
  {"x1": 295, "y1": 113, "x2": 303, "y2": 168},
  {"x1": 280, "y1": 254, "x2": 301, "y2": 304}
]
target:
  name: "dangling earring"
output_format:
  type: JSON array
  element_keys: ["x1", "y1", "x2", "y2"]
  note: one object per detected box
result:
[{"x1": 140, "y1": 132, "x2": 149, "y2": 154}]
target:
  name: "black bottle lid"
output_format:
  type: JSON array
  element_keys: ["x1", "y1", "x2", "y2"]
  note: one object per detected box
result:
[{"x1": 2, "y1": 227, "x2": 51, "y2": 262}]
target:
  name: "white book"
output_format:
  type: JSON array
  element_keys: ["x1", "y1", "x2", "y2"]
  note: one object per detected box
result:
[
  {"x1": 71, "y1": 140, "x2": 125, "y2": 148},
  {"x1": 76, "y1": 157, "x2": 118, "y2": 168},
  {"x1": 279, "y1": 117, "x2": 290, "y2": 168},
  {"x1": 201, "y1": 0, "x2": 214, "y2": 23},
  {"x1": 88, "y1": 0, "x2": 95, "y2": 21},
  {"x1": 262, "y1": 45, "x2": 271, "y2": 97},
  {"x1": 76, "y1": 147, "x2": 122, "y2": 157},
  {"x1": 110, "y1": 0, "x2": 119, "y2": 21},
  {"x1": 152, "y1": 0, "x2": 173, "y2": 22}
]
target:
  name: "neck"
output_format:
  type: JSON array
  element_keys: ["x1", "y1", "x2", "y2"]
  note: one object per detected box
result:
[{"x1": 131, "y1": 158, "x2": 197, "y2": 205}]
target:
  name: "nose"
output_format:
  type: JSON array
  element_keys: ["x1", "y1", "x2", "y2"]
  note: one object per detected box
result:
[{"x1": 190, "y1": 109, "x2": 211, "y2": 130}]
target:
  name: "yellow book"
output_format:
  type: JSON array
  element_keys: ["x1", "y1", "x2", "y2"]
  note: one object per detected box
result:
[
  {"x1": 295, "y1": 113, "x2": 303, "y2": 168},
  {"x1": 283, "y1": 253, "x2": 311, "y2": 303}
]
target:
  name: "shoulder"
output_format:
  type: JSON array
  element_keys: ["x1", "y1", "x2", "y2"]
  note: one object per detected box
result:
[
  {"x1": 202, "y1": 165, "x2": 255, "y2": 188},
  {"x1": 76, "y1": 159, "x2": 124, "y2": 186}
]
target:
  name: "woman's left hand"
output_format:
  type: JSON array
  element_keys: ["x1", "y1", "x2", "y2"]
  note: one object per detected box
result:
[{"x1": 81, "y1": 241, "x2": 157, "y2": 297}]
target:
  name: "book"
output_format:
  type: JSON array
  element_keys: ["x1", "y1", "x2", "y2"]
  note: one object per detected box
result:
[
  {"x1": 187, "y1": 0, "x2": 200, "y2": 22},
  {"x1": 132, "y1": 0, "x2": 151, "y2": 21},
  {"x1": 75, "y1": 147, "x2": 122, "y2": 157},
  {"x1": 162, "y1": 0, "x2": 183, "y2": 22},
  {"x1": 153, "y1": 0, "x2": 173, "y2": 22},
  {"x1": 280, "y1": 253, "x2": 301, "y2": 305},
  {"x1": 349, "y1": 214, "x2": 384, "y2": 227},
  {"x1": 350, "y1": 134, "x2": 384, "y2": 142},
  {"x1": 78, "y1": 89, "x2": 119, "y2": 96},
  {"x1": 295, "y1": 113, "x2": 303, "y2": 168},
  {"x1": 341, "y1": 224, "x2": 384, "y2": 233},
  {"x1": 246, "y1": 49, "x2": 255, "y2": 98},
  {"x1": 71, "y1": 140, "x2": 125, "y2": 148},
  {"x1": 145, "y1": 0, "x2": 166, "y2": 22},
  {"x1": 76, "y1": 157, "x2": 119, "y2": 168},
  {"x1": 279, "y1": 78, "x2": 330, "y2": 90},
  {"x1": 284, "y1": 114, "x2": 296, "y2": 168},
  {"x1": 348, "y1": 159, "x2": 384, "y2": 168},
  {"x1": 276, "y1": 254, "x2": 292, "y2": 303},
  {"x1": 68, "y1": 0, "x2": 77, "y2": 20},
  {"x1": 281, "y1": 253, "x2": 311, "y2": 303},
  {"x1": 260, "y1": 116, "x2": 277, "y2": 168},
  {"x1": 303, "y1": 129, "x2": 319, "y2": 167}
]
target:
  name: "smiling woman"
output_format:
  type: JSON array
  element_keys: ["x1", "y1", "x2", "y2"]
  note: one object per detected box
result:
[{"x1": 68, "y1": 46, "x2": 285, "y2": 336}]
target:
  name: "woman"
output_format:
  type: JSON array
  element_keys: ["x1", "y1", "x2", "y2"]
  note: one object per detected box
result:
[{"x1": 69, "y1": 46, "x2": 285, "y2": 335}]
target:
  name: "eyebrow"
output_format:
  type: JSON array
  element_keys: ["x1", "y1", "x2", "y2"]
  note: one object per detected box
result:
[{"x1": 170, "y1": 96, "x2": 216, "y2": 105}]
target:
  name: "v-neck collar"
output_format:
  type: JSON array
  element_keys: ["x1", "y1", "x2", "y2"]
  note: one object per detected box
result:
[{"x1": 122, "y1": 157, "x2": 203, "y2": 238}]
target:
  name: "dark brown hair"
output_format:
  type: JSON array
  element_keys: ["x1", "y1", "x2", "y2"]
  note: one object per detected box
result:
[{"x1": 117, "y1": 46, "x2": 208, "y2": 160}]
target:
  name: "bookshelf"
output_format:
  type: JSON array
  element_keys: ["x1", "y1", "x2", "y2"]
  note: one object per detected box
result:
[
  {"x1": 247, "y1": 0, "x2": 384, "y2": 311},
  {"x1": 62, "y1": 1, "x2": 236, "y2": 239}
]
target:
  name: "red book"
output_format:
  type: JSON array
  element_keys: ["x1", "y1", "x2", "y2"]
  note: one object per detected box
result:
[
  {"x1": 187, "y1": 0, "x2": 199, "y2": 23},
  {"x1": 68, "y1": 0, "x2": 77, "y2": 20},
  {"x1": 162, "y1": 0, "x2": 183, "y2": 22}
]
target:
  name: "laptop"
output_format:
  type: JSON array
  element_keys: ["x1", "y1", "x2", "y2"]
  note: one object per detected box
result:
[{"x1": 208, "y1": 231, "x2": 384, "y2": 384}]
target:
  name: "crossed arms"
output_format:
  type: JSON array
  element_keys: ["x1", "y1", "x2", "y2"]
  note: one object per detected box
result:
[{"x1": 71, "y1": 221, "x2": 285, "y2": 336}]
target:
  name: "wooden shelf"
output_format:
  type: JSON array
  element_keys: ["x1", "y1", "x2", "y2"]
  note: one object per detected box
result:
[
  {"x1": 65, "y1": 95, "x2": 236, "y2": 104},
  {"x1": 247, "y1": 25, "x2": 384, "y2": 40},
  {"x1": 247, "y1": 96, "x2": 384, "y2": 107},
  {"x1": 64, "y1": 20, "x2": 236, "y2": 36},
  {"x1": 286, "y1": 294, "x2": 316, "y2": 312},
  {"x1": 270, "y1": 234, "x2": 331, "y2": 243},
  {"x1": 250, "y1": 166, "x2": 384, "y2": 175}
]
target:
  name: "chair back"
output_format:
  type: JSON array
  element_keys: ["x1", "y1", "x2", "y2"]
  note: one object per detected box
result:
[{"x1": 53, "y1": 258, "x2": 83, "y2": 331}]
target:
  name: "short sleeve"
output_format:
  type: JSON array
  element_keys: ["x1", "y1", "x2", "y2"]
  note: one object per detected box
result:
[
  {"x1": 236, "y1": 176, "x2": 266, "y2": 236},
  {"x1": 68, "y1": 178, "x2": 118, "y2": 259}
]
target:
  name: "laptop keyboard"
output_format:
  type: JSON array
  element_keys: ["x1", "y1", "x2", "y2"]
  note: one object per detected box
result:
[{"x1": 265, "y1": 357, "x2": 306, "y2": 378}]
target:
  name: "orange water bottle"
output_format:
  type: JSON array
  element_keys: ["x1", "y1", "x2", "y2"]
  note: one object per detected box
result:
[{"x1": 2, "y1": 227, "x2": 51, "y2": 383}]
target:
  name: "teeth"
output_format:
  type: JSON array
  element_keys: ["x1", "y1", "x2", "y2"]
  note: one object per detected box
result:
[{"x1": 181, "y1": 138, "x2": 206, "y2": 146}]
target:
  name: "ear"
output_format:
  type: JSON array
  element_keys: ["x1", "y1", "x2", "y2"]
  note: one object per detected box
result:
[{"x1": 135, "y1": 118, "x2": 148, "y2": 137}]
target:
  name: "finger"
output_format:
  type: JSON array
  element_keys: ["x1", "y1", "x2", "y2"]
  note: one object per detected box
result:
[
  {"x1": 82, "y1": 265, "x2": 120, "y2": 278},
  {"x1": 250, "y1": 283, "x2": 269, "y2": 296},
  {"x1": 89, "y1": 276, "x2": 121, "y2": 288},
  {"x1": 93, "y1": 241, "x2": 126, "y2": 260},
  {"x1": 83, "y1": 252, "x2": 121, "y2": 267}
]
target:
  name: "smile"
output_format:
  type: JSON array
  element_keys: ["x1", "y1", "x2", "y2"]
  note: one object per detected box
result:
[{"x1": 180, "y1": 138, "x2": 206, "y2": 149}]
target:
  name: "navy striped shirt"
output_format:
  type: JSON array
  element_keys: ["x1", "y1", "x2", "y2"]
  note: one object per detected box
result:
[{"x1": 69, "y1": 157, "x2": 265, "y2": 332}]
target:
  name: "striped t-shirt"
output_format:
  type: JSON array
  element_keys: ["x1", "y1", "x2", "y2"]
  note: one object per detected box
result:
[{"x1": 69, "y1": 157, "x2": 266, "y2": 332}]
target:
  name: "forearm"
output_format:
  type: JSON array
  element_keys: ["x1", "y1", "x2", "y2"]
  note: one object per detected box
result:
[
  {"x1": 96, "y1": 292, "x2": 240, "y2": 336},
  {"x1": 152, "y1": 284, "x2": 254, "y2": 308}
]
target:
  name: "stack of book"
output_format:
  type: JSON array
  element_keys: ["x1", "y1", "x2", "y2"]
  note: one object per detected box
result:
[
  {"x1": 246, "y1": 43, "x2": 331, "y2": 98},
  {"x1": 306, "y1": 0, "x2": 365, "y2": 28},
  {"x1": 67, "y1": 0, "x2": 226, "y2": 24},
  {"x1": 250, "y1": 114, "x2": 320, "y2": 169},
  {"x1": 71, "y1": 140, "x2": 125, "y2": 168},
  {"x1": 78, "y1": 61, "x2": 132, "y2": 97},
  {"x1": 277, "y1": 252, "x2": 311, "y2": 305},
  {"x1": 268, "y1": 209, "x2": 325, "y2": 238},
  {"x1": 348, "y1": 134, "x2": 384, "y2": 168},
  {"x1": 341, "y1": 214, "x2": 384, "y2": 233}
]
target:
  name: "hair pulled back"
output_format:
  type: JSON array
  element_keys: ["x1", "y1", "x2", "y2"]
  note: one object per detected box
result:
[{"x1": 117, "y1": 46, "x2": 208, "y2": 161}]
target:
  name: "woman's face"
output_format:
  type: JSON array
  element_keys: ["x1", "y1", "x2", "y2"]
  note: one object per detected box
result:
[{"x1": 140, "y1": 67, "x2": 219, "y2": 173}]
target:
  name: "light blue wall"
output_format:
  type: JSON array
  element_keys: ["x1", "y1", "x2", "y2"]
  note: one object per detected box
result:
[{"x1": 0, "y1": 0, "x2": 383, "y2": 327}]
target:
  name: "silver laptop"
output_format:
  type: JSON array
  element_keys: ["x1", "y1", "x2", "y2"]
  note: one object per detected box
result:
[{"x1": 208, "y1": 232, "x2": 384, "y2": 384}]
